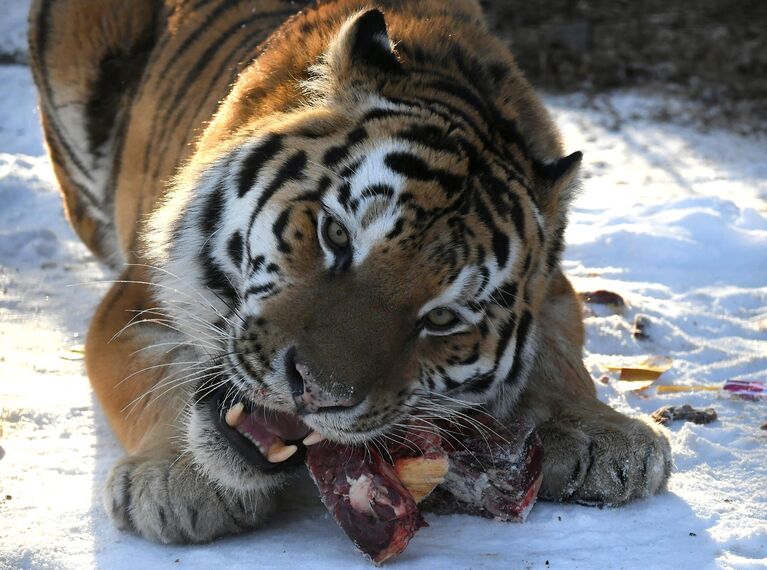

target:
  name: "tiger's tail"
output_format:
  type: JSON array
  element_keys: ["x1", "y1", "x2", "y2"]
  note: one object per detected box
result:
[{"x1": 28, "y1": 0, "x2": 160, "y2": 267}]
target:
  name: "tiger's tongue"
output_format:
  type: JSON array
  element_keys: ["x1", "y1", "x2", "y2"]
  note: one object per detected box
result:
[
  {"x1": 224, "y1": 402, "x2": 327, "y2": 463},
  {"x1": 238, "y1": 407, "x2": 310, "y2": 448}
]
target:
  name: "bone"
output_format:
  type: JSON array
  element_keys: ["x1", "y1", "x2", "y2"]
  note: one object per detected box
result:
[
  {"x1": 225, "y1": 402, "x2": 246, "y2": 427},
  {"x1": 302, "y1": 431, "x2": 326, "y2": 446},
  {"x1": 267, "y1": 441, "x2": 298, "y2": 463}
]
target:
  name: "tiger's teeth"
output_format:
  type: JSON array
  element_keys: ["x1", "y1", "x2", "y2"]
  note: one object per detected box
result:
[
  {"x1": 239, "y1": 430, "x2": 270, "y2": 456},
  {"x1": 225, "y1": 402, "x2": 246, "y2": 427},
  {"x1": 302, "y1": 431, "x2": 326, "y2": 446},
  {"x1": 267, "y1": 440, "x2": 298, "y2": 463}
]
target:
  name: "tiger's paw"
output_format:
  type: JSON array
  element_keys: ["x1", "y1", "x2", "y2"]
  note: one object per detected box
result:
[
  {"x1": 104, "y1": 455, "x2": 275, "y2": 544},
  {"x1": 537, "y1": 413, "x2": 672, "y2": 506}
]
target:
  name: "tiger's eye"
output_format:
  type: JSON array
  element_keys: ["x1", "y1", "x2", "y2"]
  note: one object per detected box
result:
[
  {"x1": 324, "y1": 218, "x2": 349, "y2": 249},
  {"x1": 426, "y1": 307, "x2": 459, "y2": 329}
]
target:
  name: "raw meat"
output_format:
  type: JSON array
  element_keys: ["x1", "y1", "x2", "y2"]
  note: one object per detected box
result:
[
  {"x1": 420, "y1": 416, "x2": 543, "y2": 522},
  {"x1": 305, "y1": 415, "x2": 542, "y2": 564},
  {"x1": 305, "y1": 442, "x2": 426, "y2": 565}
]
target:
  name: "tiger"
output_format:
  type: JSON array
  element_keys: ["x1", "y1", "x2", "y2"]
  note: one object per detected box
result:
[{"x1": 28, "y1": 0, "x2": 671, "y2": 545}]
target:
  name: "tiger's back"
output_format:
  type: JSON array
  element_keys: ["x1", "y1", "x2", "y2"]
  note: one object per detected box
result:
[{"x1": 29, "y1": 0, "x2": 312, "y2": 265}]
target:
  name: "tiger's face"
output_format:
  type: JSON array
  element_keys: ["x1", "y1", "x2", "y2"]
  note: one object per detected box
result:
[{"x1": 145, "y1": 8, "x2": 580, "y2": 488}]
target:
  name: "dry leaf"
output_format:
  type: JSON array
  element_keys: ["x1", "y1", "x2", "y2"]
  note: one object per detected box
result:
[
  {"x1": 59, "y1": 344, "x2": 85, "y2": 361},
  {"x1": 656, "y1": 385, "x2": 719, "y2": 394},
  {"x1": 605, "y1": 356, "x2": 672, "y2": 391}
]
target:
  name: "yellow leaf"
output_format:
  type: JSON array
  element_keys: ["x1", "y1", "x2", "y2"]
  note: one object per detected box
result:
[
  {"x1": 614, "y1": 379, "x2": 657, "y2": 392},
  {"x1": 604, "y1": 356, "x2": 673, "y2": 390},
  {"x1": 656, "y1": 385, "x2": 719, "y2": 394}
]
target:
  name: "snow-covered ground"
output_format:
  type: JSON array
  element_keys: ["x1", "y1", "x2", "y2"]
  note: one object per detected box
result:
[{"x1": 1, "y1": 16, "x2": 766, "y2": 570}]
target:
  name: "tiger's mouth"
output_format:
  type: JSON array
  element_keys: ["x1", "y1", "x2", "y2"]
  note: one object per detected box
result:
[{"x1": 205, "y1": 383, "x2": 326, "y2": 472}]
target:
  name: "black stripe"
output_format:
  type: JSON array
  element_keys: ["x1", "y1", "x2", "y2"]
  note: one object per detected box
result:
[
  {"x1": 427, "y1": 78, "x2": 493, "y2": 133},
  {"x1": 494, "y1": 282, "x2": 518, "y2": 310},
  {"x1": 522, "y1": 253, "x2": 533, "y2": 276},
  {"x1": 200, "y1": 186, "x2": 236, "y2": 299},
  {"x1": 384, "y1": 152, "x2": 463, "y2": 195},
  {"x1": 395, "y1": 123, "x2": 462, "y2": 156},
  {"x1": 390, "y1": 87, "x2": 530, "y2": 183},
  {"x1": 148, "y1": 9, "x2": 296, "y2": 181},
  {"x1": 272, "y1": 209, "x2": 292, "y2": 253},
  {"x1": 462, "y1": 372, "x2": 494, "y2": 394},
  {"x1": 506, "y1": 310, "x2": 532, "y2": 385},
  {"x1": 494, "y1": 314, "x2": 518, "y2": 365},
  {"x1": 480, "y1": 171, "x2": 527, "y2": 239},
  {"x1": 33, "y1": 0, "x2": 93, "y2": 183},
  {"x1": 156, "y1": 0, "x2": 237, "y2": 80},
  {"x1": 141, "y1": 0, "x2": 227, "y2": 175},
  {"x1": 245, "y1": 150, "x2": 307, "y2": 259},
  {"x1": 472, "y1": 192, "x2": 511, "y2": 270},
  {"x1": 337, "y1": 182, "x2": 352, "y2": 210},
  {"x1": 238, "y1": 134, "x2": 284, "y2": 197},
  {"x1": 351, "y1": 183, "x2": 396, "y2": 213},
  {"x1": 442, "y1": 376, "x2": 460, "y2": 390},
  {"x1": 386, "y1": 93, "x2": 493, "y2": 161},
  {"x1": 475, "y1": 264, "x2": 490, "y2": 296},
  {"x1": 86, "y1": 16, "x2": 157, "y2": 158},
  {"x1": 546, "y1": 223, "x2": 566, "y2": 271},
  {"x1": 227, "y1": 231, "x2": 243, "y2": 268},
  {"x1": 245, "y1": 283, "x2": 275, "y2": 299},
  {"x1": 160, "y1": 19, "x2": 282, "y2": 176},
  {"x1": 385, "y1": 217, "x2": 405, "y2": 240},
  {"x1": 253, "y1": 150, "x2": 307, "y2": 218},
  {"x1": 291, "y1": 175, "x2": 332, "y2": 205},
  {"x1": 201, "y1": 252, "x2": 237, "y2": 300},
  {"x1": 459, "y1": 342, "x2": 481, "y2": 366},
  {"x1": 492, "y1": 231, "x2": 510, "y2": 268},
  {"x1": 249, "y1": 255, "x2": 265, "y2": 272},
  {"x1": 199, "y1": 184, "x2": 225, "y2": 236},
  {"x1": 360, "y1": 107, "x2": 418, "y2": 124},
  {"x1": 323, "y1": 127, "x2": 367, "y2": 167}
]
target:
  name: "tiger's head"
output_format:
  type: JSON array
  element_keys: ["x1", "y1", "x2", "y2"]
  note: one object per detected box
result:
[{"x1": 146, "y1": 8, "x2": 581, "y2": 489}]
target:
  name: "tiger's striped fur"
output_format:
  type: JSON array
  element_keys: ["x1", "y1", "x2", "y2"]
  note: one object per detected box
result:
[{"x1": 30, "y1": 0, "x2": 671, "y2": 546}]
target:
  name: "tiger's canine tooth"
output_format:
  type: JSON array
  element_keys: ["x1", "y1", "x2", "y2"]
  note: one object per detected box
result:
[
  {"x1": 225, "y1": 402, "x2": 246, "y2": 427},
  {"x1": 267, "y1": 442, "x2": 298, "y2": 463},
  {"x1": 302, "y1": 431, "x2": 326, "y2": 446}
]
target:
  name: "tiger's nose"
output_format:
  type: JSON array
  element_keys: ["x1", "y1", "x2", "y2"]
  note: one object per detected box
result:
[{"x1": 285, "y1": 349, "x2": 359, "y2": 414}]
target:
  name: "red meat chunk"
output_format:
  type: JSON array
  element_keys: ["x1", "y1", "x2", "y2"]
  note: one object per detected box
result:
[
  {"x1": 305, "y1": 415, "x2": 543, "y2": 565},
  {"x1": 305, "y1": 442, "x2": 426, "y2": 565}
]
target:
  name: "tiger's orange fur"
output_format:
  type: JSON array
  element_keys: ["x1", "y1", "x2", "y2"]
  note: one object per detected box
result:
[{"x1": 30, "y1": 0, "x2": 671, "y2": 547}]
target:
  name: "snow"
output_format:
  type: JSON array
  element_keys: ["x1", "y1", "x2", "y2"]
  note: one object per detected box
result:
[
  {"x1": 0, "y1": 0, "x2": 28, "y2": 63},
  {"x1": 1, "y1": 15, "x2": 766, "y2": 570}
]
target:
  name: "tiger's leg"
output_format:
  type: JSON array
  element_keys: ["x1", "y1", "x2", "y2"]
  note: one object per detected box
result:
[
  {"x1": 87, "y1": 267, "x2": 279, "y2": 543},
  {"x1": 28, "y1": 0, "x2": 160, "y2": 266},
  {"x1": 515, "y1": 271, "x2": 672, "y2": 505}
]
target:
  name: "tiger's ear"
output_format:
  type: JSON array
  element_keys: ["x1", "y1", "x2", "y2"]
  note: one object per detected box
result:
[
  {"x1": 534, "y1": 151, "x2": 583, "y2": 218},
  {"x1": 324, "y1": 9, "x2": 403, "y2": 80}
]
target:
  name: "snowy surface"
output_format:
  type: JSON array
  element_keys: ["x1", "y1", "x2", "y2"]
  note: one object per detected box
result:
[
  {"x1": 1, "y1": 28, "x2": 766, "y2": 570},
  {"x1": 0, "y1": 0, "x2": 29, "y2": 63}
]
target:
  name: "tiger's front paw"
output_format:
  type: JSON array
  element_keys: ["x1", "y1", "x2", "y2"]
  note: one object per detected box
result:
[
  {"x1": 104, "y1": 455, "x2": 276, "y2": 544},
  {"x1": 537, "y1": 413, "x2": 671, "y2": 506}
]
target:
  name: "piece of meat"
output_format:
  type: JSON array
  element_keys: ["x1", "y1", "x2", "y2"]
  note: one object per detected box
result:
[
  {"x1": 579, "y1": 289, "x2": 626, "y2": 307},
  {"x1": 305, "y1": 442, "x2": 426, "y2": 565},
  {"x1": 420, "y1": 416, "x2": 543, "y2": 522},
  {"x1": 651, "y1": 404, "x2": 718, "y2": 426},
  {"x1": 305, "y1": 416, "x2": 542, "y2": 564}
]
